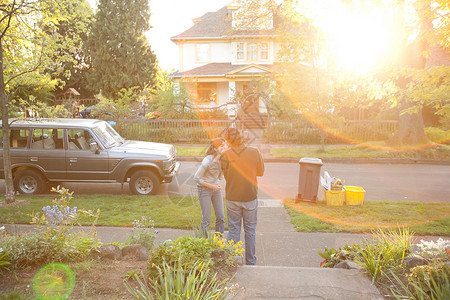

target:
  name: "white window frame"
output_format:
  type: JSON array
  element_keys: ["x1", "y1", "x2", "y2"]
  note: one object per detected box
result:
[
  {"x1": 195, "y1": 44, "x2": 210, "y2": 63},
  {"x1": 260, "y1": 42, "x2": 269, "y2": 60},
  {"x1": 236, "y1": 42, "x2": 245, "y2": 61}
]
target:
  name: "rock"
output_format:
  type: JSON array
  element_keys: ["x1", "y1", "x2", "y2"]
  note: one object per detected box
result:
[
  {"x1": 403, "y1": 254, "x2": 430, "y2": 271},
  {"x1": 211, "y1": 249, "x2": 228, "y2": 262},
  {"x1": 121, "y1": 244, "x2": 150, "y2": 261},
  {"x1": 233, "y1": 255, "x2": 244, "y2": 266},
  {"x1": 334, "y1": 260, "x2": 361, "y2": 269},
  {"x1": 98, "y1": 244, "x2": 122, "y2": 260}
]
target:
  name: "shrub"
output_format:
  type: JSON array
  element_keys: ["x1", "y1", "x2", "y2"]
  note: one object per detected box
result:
[
  {"x1": 147, "y1": 235, "x2": 242, "y2": 279},
  {"x1": 408, "y1": 262, "x2": 450, "y2": 297},
  {"x1": 425, "y1": 127, "x2": 450, "y2": 144},
  {"x1": 126, "y1": 216, "x2": 158, "y2": 250}
]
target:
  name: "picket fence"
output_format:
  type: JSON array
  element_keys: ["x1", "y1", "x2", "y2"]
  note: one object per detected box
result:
[{"x1": 116, "y1": 118, "x2": 398, "y2": 143}]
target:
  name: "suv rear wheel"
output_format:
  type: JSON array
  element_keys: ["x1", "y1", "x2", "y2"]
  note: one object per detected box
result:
[
  {"x1": 129, "y1": 170, "x2": 160, "y2": 195},
  {"x1": 14, "y1": 169, "x2": 46, "y2": 194}
]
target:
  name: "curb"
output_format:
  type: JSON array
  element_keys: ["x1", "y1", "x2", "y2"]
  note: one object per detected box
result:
[{"x1": 178, "y1": 156, "x2": 450, "y2": 165}]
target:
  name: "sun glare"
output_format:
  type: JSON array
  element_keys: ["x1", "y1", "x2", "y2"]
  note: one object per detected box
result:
[{"x1": 312, "y1": 3, "x2": 396, "y2": 73}]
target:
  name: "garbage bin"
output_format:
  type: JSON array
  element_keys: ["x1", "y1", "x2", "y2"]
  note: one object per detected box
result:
[{"x1": 296, "y1": 157, "x2": 323, "y2": 203}]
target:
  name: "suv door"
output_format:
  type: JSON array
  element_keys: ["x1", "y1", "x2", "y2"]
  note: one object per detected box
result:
[
  {"x1": 65, "y1": 128, "x2": 109, "y2": 180},
  {"x1": 28, "y1": 128, "x2": 66, "y2": 180}
]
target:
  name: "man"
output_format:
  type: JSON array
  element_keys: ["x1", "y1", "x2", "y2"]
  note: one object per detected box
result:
[{"x1": 220, "y1": 128, "x2": 264, "y2": 265}]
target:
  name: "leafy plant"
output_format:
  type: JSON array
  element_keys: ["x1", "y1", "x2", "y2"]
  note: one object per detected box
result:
[
  {"x1": 122, "y1": 269, "x2": 142, "y2": 281},
  {"x1": 353, "y1": 227, "x2": 413, "y2": 283},
  {"x1": 147, "y1": 235, "x2": 242, "y2": 279},
  {"x1": 416, "y1": 238, "x2": 450, "y2": 260},
  {"x1": 126, "y1": 258, "x2": 235, "y2": 299},
  {"x1": 126, "y1": 216, "x2": 158, "y2": 250},
  {"x1": 318, "y1": 245, "x2": 360, "y2": 268},
  {"x1": 389, "y1": 263, "x2": 450, "y2": 300}
]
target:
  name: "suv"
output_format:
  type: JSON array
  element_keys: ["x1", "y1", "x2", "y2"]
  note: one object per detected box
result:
[{"x1": 0, "y1": 118, "x2": 180, "y2": 195}]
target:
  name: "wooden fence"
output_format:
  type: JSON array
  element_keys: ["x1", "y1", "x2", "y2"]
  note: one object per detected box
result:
[
  {"x1": 116, "y1": 118, "x2": 398, "y2": 144},
  {"x1": 116, "y1": 119, "x2": 243, "y2": 143}
]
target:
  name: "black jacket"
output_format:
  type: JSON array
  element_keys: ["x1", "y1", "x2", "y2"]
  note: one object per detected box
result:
[{"x1": 220, "y1": 145, "x2": 264, "y2": 202}]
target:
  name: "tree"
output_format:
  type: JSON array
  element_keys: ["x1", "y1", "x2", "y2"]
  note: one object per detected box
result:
[
  {"x1": 47, "y1": 0, "x2": 94, "y2": 98},
  {"x1": 1, "y1": 0, "x2": 76, "y2": 202},
  {"x1": 87, "y1": 0, "x2": 157, "y2": 98}
]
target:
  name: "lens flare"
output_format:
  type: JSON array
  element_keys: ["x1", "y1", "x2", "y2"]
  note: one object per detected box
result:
[{"x1": 33, "y1": 263, "x2": 75, "y2": 300}]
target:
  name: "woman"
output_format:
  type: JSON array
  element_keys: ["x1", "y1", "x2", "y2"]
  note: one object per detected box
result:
[{"x1": 194, "y1": 137, "x2": 227, "y2": 236}]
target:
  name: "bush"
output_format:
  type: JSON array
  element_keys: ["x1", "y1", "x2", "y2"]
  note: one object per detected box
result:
[
  {"x1": 425, "y1": 127, "x2": 450, "y2": 144},
  {"x1": 126, "y1": 216, "x2": 158, "y2": 250},
  {"x1": 407, "y1": 262, "x2": 450, "y2": 297},
  {"x1": 147, "y1": 235, "x2": 242, "y2": 279}
]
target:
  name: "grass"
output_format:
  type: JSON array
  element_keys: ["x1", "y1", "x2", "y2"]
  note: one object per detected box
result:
[
  {"x1": 271, "y1": 144, "x2": 450, "y2": 160},
  {"x1": 175, "y1": 145, "x2": 207, "y2": 157},
  {"x1": 284, "y1": 199, "x2": 450, "y2": 236},
  {"x1": 0, "y1": 195, "x2": 206, "y2": 229},
  {"x1": 2, "y1": 195, "x2": 449, "y2": 235}
]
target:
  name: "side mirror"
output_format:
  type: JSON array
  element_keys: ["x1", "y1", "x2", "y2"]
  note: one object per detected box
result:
[{"x1": 90, "y1": 142, "x2": 100, "y2": 154}]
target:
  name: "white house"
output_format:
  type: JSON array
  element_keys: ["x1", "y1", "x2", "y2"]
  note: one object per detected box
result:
[{"x1": 170, "y1": 0, "x2": 282, "y2": 119}]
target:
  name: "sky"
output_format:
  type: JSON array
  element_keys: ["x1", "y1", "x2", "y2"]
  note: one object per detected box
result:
[{"x1": 87, "y1": 0, "x2": 231, "y2": 71}]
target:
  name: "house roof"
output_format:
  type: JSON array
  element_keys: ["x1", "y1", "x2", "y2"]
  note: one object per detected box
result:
[
  {"x1": 171, "y1": 6, "x2": 283, "y2": 42},
  {"x1": 171, "y1": 63, "x2": 280, "y2": 78}
]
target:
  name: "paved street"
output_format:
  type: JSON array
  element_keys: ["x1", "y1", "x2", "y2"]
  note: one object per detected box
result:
[{"x1": 1, "y1": 161, "x2": 449, "y2": 202}]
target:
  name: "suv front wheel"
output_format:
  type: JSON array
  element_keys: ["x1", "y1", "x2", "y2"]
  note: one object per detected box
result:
[
  {"x1": 129, "y1": 170, "x2": 160, "y2": 195},
  {"x1": 14, "y1": 169, "x2": 46, "y2": 194}
]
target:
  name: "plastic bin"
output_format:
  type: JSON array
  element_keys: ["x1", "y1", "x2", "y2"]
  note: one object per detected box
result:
[
  {"x1": 296, "y1": 157, "x2": 323, "y2": 203},
  {"x1": 324, "y1": 189, "x2": 345, "y2": 206},
  {"x1": 344, "y1": 186, "x2": 365, "y2": 205}
]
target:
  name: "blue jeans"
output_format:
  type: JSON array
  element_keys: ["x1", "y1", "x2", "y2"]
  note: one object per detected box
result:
[
  {"x1": 226, "y1": 199, "x2": 258, "y2": 265},
  {"x1": 197, "y1": 186, "x2": 225, "y2": 235}
]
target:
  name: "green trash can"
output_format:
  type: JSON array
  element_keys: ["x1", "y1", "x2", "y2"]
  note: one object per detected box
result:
[{"x1": 296, "y1": 157, "x2": 323, "y2": 203}]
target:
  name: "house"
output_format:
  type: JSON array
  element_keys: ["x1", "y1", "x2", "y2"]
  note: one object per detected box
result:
[{"x1": 170, "y1": 0, "x2": 282, "y2": 124}]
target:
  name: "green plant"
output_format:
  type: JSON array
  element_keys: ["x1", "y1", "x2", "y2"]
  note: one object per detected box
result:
[
  {"x1": 389, "y1": 263, "x2": 450, "y2": 300},
  {"x1": 318, "y1": 245, "x2": 360, "y2": 268},
  {"x1": 147, "y1": 235, "x2": 242, "y2": 279},
  {"x1": 353, "y1": 227, "x2": 413, "y2": 283},
  {"x1": 126, "y1": 258, "x2": 234, "y2": 299},
  {"x1": 122, "y1": 269, "x2": 142, "y2": 280},
  {"x1": 425, "y1": 127, "x2": 450, "y2": 143},
  {"x1": 126, "y1": 216, "x2": 158, "y2": 250}
]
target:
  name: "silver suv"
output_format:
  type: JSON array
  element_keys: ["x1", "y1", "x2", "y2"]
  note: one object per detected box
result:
[{"x1": 0, "y1": 118, "x2": 180, "y2": 195}]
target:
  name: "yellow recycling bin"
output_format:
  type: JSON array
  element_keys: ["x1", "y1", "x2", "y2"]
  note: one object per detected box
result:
[{"x1": 344, "y1": 186, "x2": 365, "y2": 205}]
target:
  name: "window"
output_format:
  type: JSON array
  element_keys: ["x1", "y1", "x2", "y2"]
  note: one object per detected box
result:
[
  {"x1": 195, "y1": 44, "x2": 210, "y2": 63},
  {"x1": 235, "y1": 42, "x2": 270, "y2": 61},
  {"x1": 261, "y1": 42, "x2": 269, "y2": 60},
  {"x1": 236, "y1": 42, "x2": 245, "y2": 61},
  {"x1": 3, "y1": 129, "x2": 29, "y2": 148},
  {"x1": 196, "y1": 83, "x2": 217, "y2": 104},
  {"x1": 30, "y1": 128, "x2": 62, "y2": 150},
  {"x1": 67, "y1": 129, "x2": 95, "y2": 150},
  {"x1": 247, "y1": 43, "x2": 258, "y2": 60}
]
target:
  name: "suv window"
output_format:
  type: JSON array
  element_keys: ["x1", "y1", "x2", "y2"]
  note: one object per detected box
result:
[
  {"x1": 31, "y1": 128, "x2": 63, "y2": 150},
  {"x1": 67, "y1": 129, "x2": 94, "y2": 150},
  {"x1": 5, "y1": 129, "x2": 30, "y2": 149}
]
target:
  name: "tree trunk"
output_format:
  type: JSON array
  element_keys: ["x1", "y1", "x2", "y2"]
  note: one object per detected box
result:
[
  {"x1": 395, "y1": 102, "x2": 429, "y2": 146},
  {"x1": 0, "y1": 42, "x2": 15, "y2": 203}
]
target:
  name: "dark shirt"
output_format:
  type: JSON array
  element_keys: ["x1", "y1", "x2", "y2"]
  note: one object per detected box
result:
[{"x1": 220, "y1": 144, "x2": 264, "y2": 202}]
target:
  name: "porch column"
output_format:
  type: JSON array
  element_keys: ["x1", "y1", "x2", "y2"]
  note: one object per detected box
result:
[{"x1": 228, "y1": 81, "x2": 236, "y2": 102}]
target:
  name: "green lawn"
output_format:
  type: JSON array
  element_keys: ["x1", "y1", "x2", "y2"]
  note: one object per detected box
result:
[
  {"x1": 271, "y1": 144, "x2": 450, "y2": 160},
  {"x1": 284, "y1": 198, "x2": 450, "y2": 236},
  {"x1": 176, "y1": 144, "x2": 450, "y2": 160},
  {"x1": 1, "y1": 195, "x2": 449, "y2": 236},
  {"x1": 0, "y1": 195, "x2": 206, "y2": 229},
  {"x1": 176, "y1": 145, "x2": 207, "y2": 157}
]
